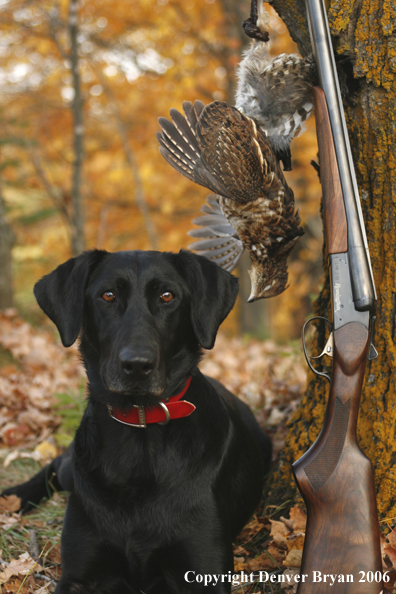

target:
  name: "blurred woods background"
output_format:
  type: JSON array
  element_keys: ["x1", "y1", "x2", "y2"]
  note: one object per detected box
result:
[
  {"x1": 1, "y1": 2, "x2": 396, "y2": 586},
  {"x1": 0, "y1": 0, "x2": 323, "y2": 341}
]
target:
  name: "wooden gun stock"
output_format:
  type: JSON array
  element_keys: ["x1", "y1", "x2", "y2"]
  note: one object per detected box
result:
[
  {"x1": 293, "y1": 323, "x2": 382, "y2": 593},
  {"x1": 293, "y1": 87, "x2": 383, "y2": 593}
]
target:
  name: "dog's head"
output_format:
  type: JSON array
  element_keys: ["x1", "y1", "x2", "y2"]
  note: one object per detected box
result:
[{"x1": 34, "y1": 249, "x2": 238, "y2": 407}]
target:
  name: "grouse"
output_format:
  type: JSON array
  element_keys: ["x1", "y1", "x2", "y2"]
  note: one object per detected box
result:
[
  {"x1": 236, "y1": 0, "x2": 317, "y2": 171},
  {"x1": 157, "y1": 100, "x2": 303, "y2": 301}
]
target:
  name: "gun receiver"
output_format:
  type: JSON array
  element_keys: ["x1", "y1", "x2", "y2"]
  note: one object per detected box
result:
[{"x1": 293, "y1": 86, "x2": 383, "y2": 594}]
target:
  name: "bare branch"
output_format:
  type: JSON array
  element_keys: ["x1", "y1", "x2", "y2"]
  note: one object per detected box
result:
[
  {"x1": 0, "y1": 176, "x2": 16, "y2": 309},
  {"x1": 30, "y1": 151, "x2": 72, "y2": 227},
  {"x1": 69, "y1": 0, "x2": 85, "y2": 255}
]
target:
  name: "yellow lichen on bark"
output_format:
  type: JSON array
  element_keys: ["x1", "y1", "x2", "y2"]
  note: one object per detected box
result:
[
  {"x1": 327, "y1": 0, "x2": 354, "y2": 36},
  {"x1": 354, "y1": 0, "x2": 396, "y2": 88},
  {"x1": 356, "y1": 82, "x2": 396, "y2": 518},
  {"x1": 265, "y1": 280, "x2": 333, "y2": 506},
  {"x1": 266, "y1": 0, "x2": 396, "y2": 521}
]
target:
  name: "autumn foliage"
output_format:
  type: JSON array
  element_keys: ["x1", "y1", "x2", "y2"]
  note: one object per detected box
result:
[
  {"x1": 0, "y1": 0, "x2": 322, "y2": 339},
  {"x1": 1, "y1": 0, "x2": 396, "y2": 591}
]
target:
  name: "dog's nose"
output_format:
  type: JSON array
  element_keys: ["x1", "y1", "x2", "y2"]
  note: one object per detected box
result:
[{"x1": 119, "y1": 347, "x2": 156, "y2": 377}]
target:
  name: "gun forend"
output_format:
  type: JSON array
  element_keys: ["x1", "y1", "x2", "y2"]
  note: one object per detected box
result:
[
  {"x1": 313, "y1": 86, "x2": 376, "y2": 312},
  {"x1": 313, "y1": 87, "x2": 347, "y2": 255}
]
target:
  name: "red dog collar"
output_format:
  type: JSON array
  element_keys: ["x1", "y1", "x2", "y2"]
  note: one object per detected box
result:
[{"x1": 107, "y1": 376, "x2": 194, "y2": 428}]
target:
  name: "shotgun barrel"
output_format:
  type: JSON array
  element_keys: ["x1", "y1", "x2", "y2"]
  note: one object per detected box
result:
[
  {"x1": 305, "y1": 0, "x2": 376, "y2": 313},
  {"x1": 292, "y1": 1, "x2": 384, "y2": 592}
]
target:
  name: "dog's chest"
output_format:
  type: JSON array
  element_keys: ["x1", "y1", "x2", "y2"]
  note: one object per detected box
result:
[{"x1": 75, "y1": 425, "x2": 216, "y2": 542}]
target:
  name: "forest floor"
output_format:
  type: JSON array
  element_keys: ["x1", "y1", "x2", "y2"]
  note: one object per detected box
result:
[{"x1": 0, "y1": 308, "x2": 395, "y2": 593}]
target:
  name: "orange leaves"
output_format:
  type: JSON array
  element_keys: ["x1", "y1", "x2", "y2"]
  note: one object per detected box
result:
[
  {"x1": 269, "y1": 519, "x2": 289, "y2": 545},
  {"x1": 0, "y1": 309, "x2": 84, "y2": 448},
  {"x1": 0, "y1": 494, "x2": 22, "y2": 513},
  {"x1": 232, "y1": 509, "x2": 396, "y2": 594},
  {"x1": 200, "y1": 334, "x2": 306, "y2": 458},
  {"x1": 381, "y1": 527, "x2": 396, "y2": 589},
  {"x1": 0, "y1": 553, "x2": 37, "y2": 586},
  {"x1": 233, "y1": 505, "x2": 308, "y2": 585},
  {"x1": 281, "y1": 505, "x2": 307, "y2": 533}
]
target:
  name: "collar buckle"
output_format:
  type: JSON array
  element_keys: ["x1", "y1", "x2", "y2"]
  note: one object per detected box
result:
[{"x1": 107, "y1": 404, "x2": 147, "y2": 428}]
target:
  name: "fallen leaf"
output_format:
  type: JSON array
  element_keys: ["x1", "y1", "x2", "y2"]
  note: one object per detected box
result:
[
  {"x1": 281, "y1": 506, "x2": 307, "y2": 533},
  {"x1": 270, "y1": 519, "x2": 289, "y2": 544},
  {"x1": 233, "y1": 556, "x2": 246, "y2": 572},
  {"x1": 35, "y1": 586, "x2": 51, "y2": 594},
  {"x1": 286, "y1": 533, "x2": 305, "y2": 552},
  {"x1": 233, "y1": 545, "x2": 248, "y2": 556},
  {"x1": 248, "y1": 553, "x2": 277, "y2": 572},
  {"x1": 248, "y1": 543, "x2": 285, "y2": 572},
  {"x1": 283, "y1": 549, "x2": 303, "y2": 568},
  {"x1": 4, "y1": 448, "x2": 42, "y2": 467},
  {"x1": 281, "y1": 568, "x2": 300, "y2": 590},
  {"x1": 261, "y1": 517, "x2": 272, "y2": 531},
  {"x1": 2, "y1": 424, "x2": 31, "y2": 447},
  {"x1": 0, "y1": 512, "x2": 20, "y2": 530},
  {"x1": 388, "y1": 528, "x2": 396, "y2": 549},
  {"x1": 0, "y1": 552, "x2": 37, "y2": 585},
  {"x1": 34, "y1": 440, "x2": 58, "y2": 461},
  {"x1": 43, "y1": 541, "x2": 61, "y2": 565},
  {"x1": 385, "y1": 545, "x2": 396, "y2": 568},
  {"x1": 383, "y1": 570, "x2": 396, "y2": 591},
  {"x1": 237, "y1": 515, "x2": 266, "y2": 541},
  {"x1": 1, "y1": 577, "x2": 29, "y2": 593},
  {"x1": 267, "y1": 543, "x2": 286, "y2": 564},
  {"x1": 0, "y1": 494, "x2": 22, "y2": 513},
  {"x1": 380, "y1": 533, "x2": 390, "y2": 572}
]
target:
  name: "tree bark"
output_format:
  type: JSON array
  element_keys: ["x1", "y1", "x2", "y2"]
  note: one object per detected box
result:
[
  {"x1": 0, "y1": 183, "x2": 15, "y2": 309},
  {"x1": 69, "y1": 0, "x2": 85, "y2": 256},
  {"x1": 266, "y1": 0, "x2": 396, "y2": 519}
]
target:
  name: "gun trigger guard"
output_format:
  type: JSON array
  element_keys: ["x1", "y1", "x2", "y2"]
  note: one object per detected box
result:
[
  {"x1": 310, "y1": 332, "x2": 334, "y2": 359},
  {"x1": 302, "y1": 316, "x2": 333, "y2": 383}
]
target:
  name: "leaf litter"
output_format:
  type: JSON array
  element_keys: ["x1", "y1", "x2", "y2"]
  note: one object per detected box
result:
[{"x1": 1, "y1": 310, "x2": 394, "y2": 592}]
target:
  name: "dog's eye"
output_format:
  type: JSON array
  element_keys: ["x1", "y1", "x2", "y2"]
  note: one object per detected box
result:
[
  {"x1": 102, "y1": 291, "x2": 115, "y2": 302},
  {"x1": 160, "y1": 291, "x2": 174, "y2": 303}
]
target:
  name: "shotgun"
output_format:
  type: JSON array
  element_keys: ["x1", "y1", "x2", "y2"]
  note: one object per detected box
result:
[{"x1": 292, "y1": 0, "x2": 386, "y2": 592}]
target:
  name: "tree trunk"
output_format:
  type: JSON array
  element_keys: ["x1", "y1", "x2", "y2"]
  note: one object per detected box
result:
[
  {"x1": 0, "y1": 185, "x2": 15, "y2": 309},
  {"x1": 69, "y1": 0, "x2": 85, "y2": 256},
  {"x1": 267, "y1": 0, "x2": 396, "y2": 519},
  {"x1": 97, "y1": 75, "x2": 159, "y2": 250}
]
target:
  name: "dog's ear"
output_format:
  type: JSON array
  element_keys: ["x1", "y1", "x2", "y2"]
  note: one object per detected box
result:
[
  {"x1": 176, "y1": 250, "x2": 239, "y2": 350},
  {"x1": 34, "y1": 250, "x2": 108, "y2": 347}
]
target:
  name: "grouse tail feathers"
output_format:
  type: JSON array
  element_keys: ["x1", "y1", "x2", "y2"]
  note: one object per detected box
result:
[{"x1": 187, "y1": 195, "x2": 244, "y2": 272}]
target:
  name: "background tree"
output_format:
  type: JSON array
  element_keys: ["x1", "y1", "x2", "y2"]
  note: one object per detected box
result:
[
  {"x1": 0, "y1": 0, "x2": 323, "y2": 338},
  {"x1": 266, "y1": 0, "x2": 396, "y2": 520},
  {"x1": 0, "y1": 178, "x2": 16, "y2": 309}
]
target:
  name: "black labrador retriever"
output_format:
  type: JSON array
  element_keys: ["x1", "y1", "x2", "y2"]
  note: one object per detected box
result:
[{"x1": 2, "y1": 249, "x2": 271, "y2": 594}]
